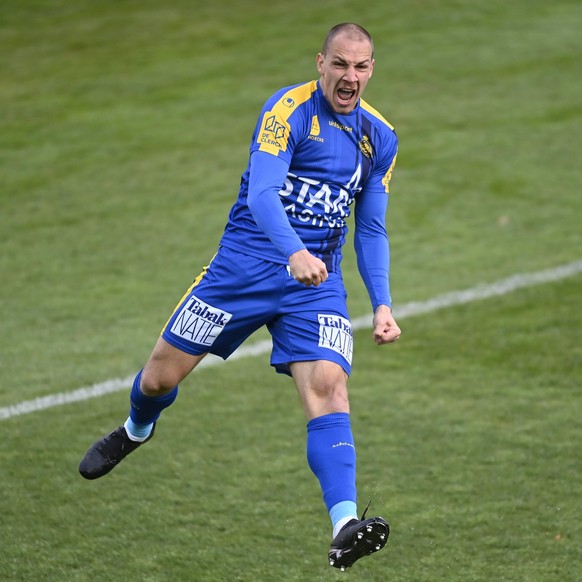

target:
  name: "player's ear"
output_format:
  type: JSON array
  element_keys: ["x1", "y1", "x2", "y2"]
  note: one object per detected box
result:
[
  {"x1": 369, "y1": 58, "x2": 375, "y2": 78},
  {"x1": 316, "y1": 52, "x2": 325, "y2": 76}
]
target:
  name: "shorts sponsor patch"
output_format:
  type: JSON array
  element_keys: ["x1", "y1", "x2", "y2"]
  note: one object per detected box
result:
[
  {"x1": 318, "y1": 314, "x2": 353, "y2": 365},
  {"x1": 170, "y1": 295, "x2": 232, "y2": 348}
]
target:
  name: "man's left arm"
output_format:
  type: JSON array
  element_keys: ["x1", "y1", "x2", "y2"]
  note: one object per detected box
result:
[{"x1": 354, "y1": 177, "x2": 401, "y2": 345}]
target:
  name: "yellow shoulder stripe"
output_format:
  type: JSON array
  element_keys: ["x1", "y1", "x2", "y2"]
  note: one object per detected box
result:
[
  {"x1": 360, "y1": 99, "x2": 395, "y2": 131},
  {"x1": 258, "y1": 81, "x2": 317, "y2": 155}
]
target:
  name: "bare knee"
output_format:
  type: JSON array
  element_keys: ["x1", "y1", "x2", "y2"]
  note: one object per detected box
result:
[
  {"x1": 140, "y1": 337, "x2": 206, "y2": 396},
  {"x1": 140, "y1": 365, "x2": 180, "y2": 396},
  {"x1": 291, "y1": 361, "x2": 350, "y2": 419},
  {"x1": 309, "y1": 380, "x2": 349, "y2": 410}
]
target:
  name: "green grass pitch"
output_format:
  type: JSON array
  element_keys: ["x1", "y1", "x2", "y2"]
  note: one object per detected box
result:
[{"x1": 1, "y1": 1, "x2": 581, "y2": 580}]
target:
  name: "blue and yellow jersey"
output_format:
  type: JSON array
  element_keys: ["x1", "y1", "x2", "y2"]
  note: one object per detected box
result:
[{"x1": 219, "y1": 79, "x2": 398, "y2": 275}]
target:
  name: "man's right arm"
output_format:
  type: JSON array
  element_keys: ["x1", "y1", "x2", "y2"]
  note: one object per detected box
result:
[
  {"x1": 247, "y1": 151, "x2": 328, "y2": 286},
  {"x1": 247, "y1": 150, "x2": 304, "y2": 258}
]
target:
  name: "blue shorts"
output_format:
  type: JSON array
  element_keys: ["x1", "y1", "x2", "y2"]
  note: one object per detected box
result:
[{"x1": 161, "y1": 246, "x2": 353, "y2": 376}]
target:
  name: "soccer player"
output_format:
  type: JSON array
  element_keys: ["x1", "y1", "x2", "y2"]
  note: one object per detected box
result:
[{"x1": 79, "y1": 22, "x2": 401, "y2": 571}]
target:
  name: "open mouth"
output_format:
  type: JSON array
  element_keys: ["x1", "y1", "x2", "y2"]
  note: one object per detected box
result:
[{"x1": 337, "y1": 87, "x2": 356, "y2": 105}]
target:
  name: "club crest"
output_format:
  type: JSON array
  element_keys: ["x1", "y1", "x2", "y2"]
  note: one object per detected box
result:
[{"x1": 358, "y1": 135, "x2": 373, "y2": 158}]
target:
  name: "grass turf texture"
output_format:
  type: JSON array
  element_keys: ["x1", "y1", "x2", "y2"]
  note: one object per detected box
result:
[{"x1": 1, "y1": 0, "x2": 581, "y2": 580}]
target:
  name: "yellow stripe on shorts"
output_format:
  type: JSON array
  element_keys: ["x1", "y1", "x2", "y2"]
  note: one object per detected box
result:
[{"x1": 160, "y1": 254, "x2": 217, "y2": 335}]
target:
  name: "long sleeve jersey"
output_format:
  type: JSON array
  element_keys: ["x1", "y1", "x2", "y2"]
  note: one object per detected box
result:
[{"x1": 219, "y1": 79, "x2": 398, "y2": 310}]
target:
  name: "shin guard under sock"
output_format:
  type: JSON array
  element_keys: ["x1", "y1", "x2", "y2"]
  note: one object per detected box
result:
[
  {"x1": 307, "y1": 412, "x2": 358, "y2": 528},
  {"x1": 128, "y1": 369, "x2": 178, "y2": 429}
]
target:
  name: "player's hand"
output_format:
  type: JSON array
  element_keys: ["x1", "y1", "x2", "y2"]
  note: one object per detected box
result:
[
  {"x1": 372, "y1": 304, "x2": 401, "y2": 345},
  {"x1": 288, "y1": 249, "x2": 329, "y2": 287}
]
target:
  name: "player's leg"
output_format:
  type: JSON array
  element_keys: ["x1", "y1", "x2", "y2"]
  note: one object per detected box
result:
[
  {"x1": 79, "y1": 247, "x2": 281, "y2": 480},
  {"x1": 124, "y1": 337, "x2": 206, "y2": 440},
  {"x1": 289, "y1": 359, "x2": 349, "y2": 418},
  {"x1": 271, "y1": 272, "x2": 360, "y2": 536},
  {"x1": 290, "y1": 360, "x2": 359, "y2": 535},
  {"x1": 290, "y1": 359, "x2": 389, "y2": 570},
  {"x1": 79, "y1": 255, "x2": 218, "y2": 480},
  {"x1": 270, "y1": 272, "x2": 389, "y2": 568},
  {"x1": 141, "y1": 336, "x2": 206, "y2": 395},
  {"x1": 78, "y1": 338, "x2": 206, "y2": 480}
]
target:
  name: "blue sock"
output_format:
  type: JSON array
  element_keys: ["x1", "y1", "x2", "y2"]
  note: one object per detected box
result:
[
  {"x1": 307, "y1": 412, "x2": 358, "y2": 530},
  {"x1": 128, "y1": 369, "x2": 178, "y2": 432}
]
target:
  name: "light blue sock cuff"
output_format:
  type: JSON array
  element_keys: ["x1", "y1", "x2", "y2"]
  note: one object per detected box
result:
[
  {"x1": 330, "y1": 500, "x2": 358, "y2": 527},
  {"x1": 125, "y1": 417, "x2": 154, "y2": 439}
]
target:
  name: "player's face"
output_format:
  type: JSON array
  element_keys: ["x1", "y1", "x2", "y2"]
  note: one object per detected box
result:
[{"x1": 317, "y1": 34, "x2": 375, "y2": 114}]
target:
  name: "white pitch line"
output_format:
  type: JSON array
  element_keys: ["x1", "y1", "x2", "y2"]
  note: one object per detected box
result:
[{"x1": 1, "y1": 260, "x2": 581, "y2": 422}]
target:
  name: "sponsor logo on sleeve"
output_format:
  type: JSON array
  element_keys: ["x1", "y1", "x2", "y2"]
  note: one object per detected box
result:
[
  {"x1": 318, "y1": 314, "x2": 353, "y2": 364},
  {"x1": 170, "y1": 295, "x2": 232, "y2": 347},
  {"x1": 258, "y1": 112, "x2": 290, "y2": 154}
]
